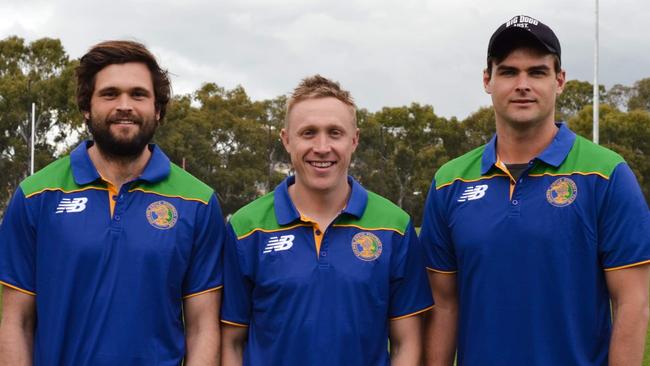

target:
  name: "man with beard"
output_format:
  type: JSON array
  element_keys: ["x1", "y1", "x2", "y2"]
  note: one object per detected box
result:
[{"x1": 0, "y1": 41, "x2": 224, "y2": 365}]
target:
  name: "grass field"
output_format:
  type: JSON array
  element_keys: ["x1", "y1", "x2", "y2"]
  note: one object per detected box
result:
[{"x1": 1, "y1": 287, "x2": 649, "y2": 364}]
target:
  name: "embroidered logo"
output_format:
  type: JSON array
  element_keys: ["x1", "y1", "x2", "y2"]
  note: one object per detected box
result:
[
  {"x1": 263, "y1": 235, "x2": 295, "y2": 254},
  {"x1": 458, "y1": 185, "x2": 488, "y2": 202},
  {"x1": 55, "y1": 197, "x2": 88, "y2": 213},
  {"x1": 146, "y1": 201, "x2": 178, "y2": 229},
  {"x1": 546, "y1": 177, "x2": 578, "y2": 207},
  {"x1": 351, "y1": 232, "x2": 383, "y2": 261}
]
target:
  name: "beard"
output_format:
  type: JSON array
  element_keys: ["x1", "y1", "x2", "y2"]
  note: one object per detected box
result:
[{"x1": 87, "y1": 111, "x2": 158, "y2": 162}]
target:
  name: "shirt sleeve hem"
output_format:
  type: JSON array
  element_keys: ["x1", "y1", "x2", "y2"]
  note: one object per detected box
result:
[
  {"x1": 604, "y1": 259, "x2": 650, "y2": 272},
  {"x1": 220, "y1": 319, "x2": 249, "y2": 327},
  {"x1": 426, "y1": 267, "x2": 457, "y2": 274},
  {"x1": 389, "y1": 304, "x2": 434, "y2": 321},
  {"x1": 182, "y1": 285, "x2": 223, "y2": 299},
  {"x1": 0, "y1": 280, "x2": 36, "y2": 296}
]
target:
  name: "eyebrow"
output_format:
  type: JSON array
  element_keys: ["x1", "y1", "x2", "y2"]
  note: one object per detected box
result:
[
  {"x1": 496, "y1": 64, "x2": 551, "y2": 72},
  {"x1": 97, "y1": 86, "x2": 153, "y2": 95}
]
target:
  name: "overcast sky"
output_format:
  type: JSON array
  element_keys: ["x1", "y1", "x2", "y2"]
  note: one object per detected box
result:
[{"x1": 1, "y1": 0, "x2": 648, "y2": 119}]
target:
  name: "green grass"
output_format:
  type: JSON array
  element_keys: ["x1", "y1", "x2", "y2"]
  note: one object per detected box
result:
[{"x1": 1, "y1": 286, "x2": 649, "y2": 364}]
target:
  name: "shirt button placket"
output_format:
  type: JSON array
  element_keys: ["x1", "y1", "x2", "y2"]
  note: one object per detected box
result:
[{"x1": 318, "y1": 230, "x2": 330, "y2": 269}]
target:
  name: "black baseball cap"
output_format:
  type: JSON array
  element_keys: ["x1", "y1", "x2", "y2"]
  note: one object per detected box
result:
[{"x1": 487, "y1": 15, "x2": 561, "y2": 62}]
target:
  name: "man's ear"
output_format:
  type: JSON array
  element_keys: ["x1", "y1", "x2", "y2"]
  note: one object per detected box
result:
[
  {"x1": 280, "y1": 128, "x2": 290, "y2": 153},
  {"x1": 556, "y1": 69, "x2": 567, "y2": 96},
  {"x1": 483, "y1": 68, "x2": 492, "y2": 94}
]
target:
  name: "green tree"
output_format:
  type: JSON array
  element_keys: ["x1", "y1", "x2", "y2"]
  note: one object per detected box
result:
[
  {"x1": 156, "y1": 84, "x2": 288, "y2": 216},
  {"x1": 352, "y1": 104, "x2": 447, "y2": 224},
  {"x1": 258, "y1": 95, "x2": 290, "y2": 193},
  {"x1": 458, "y1": 106, "x2": 496, "y2": 152},
  {"x1": 604, "y1": 83, "x2": 633, "y2": 111},
  {"x1": 569, "y1": 104, "x2": 650, "y2": 201},
  {"x1": 628, "y1": 77, "x2": 650, "y2": 112},
  {"x1": 0, "y1": 36, "x2": 81, "y2": 214},
  {"x1": 556, "y1": 80, "x2": 605, "y2": 121}
]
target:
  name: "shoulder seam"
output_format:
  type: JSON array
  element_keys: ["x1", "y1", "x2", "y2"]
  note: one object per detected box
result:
[
  {"x1": 128, "y1": 188, "x2": 210, "y2": 205},
  {"x1": 25, "y1": 186, "x2": 108, "y2": 198},
  {"x1": 436, "y1": 173, "x2": 507, "y2": 190}
]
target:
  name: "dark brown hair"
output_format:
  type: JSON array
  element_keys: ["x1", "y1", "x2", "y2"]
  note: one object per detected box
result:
[{"x1": 76, "y1": 40, "x2": 171, "y2": 120}]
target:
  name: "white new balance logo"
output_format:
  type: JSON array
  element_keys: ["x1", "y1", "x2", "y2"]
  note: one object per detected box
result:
[
  {"x1": 55, "y1": 197, "x2": 88, "y2": 213},
  {"x1": 457, "y1": 185, "x2": 488, "y2": 202},
  {"x1": 263, "y1": 235, "x2": 294, "y2": 254}
]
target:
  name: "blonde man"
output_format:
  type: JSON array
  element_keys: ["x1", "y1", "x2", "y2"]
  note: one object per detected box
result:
[{"x1": 221, "y1": 75, "x2": 433, "y2": 365}]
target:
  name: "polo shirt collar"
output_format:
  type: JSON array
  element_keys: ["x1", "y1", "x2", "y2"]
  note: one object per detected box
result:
[
  {"x1": 138, "y1": 144, "x2": 171, "y2": 183},
  {"x1": 480, "y1": 122, "x2": 576, "y2": 175},
  {"x1": 70, "y1": 140, "x2": 171, "y2": 186},
  {"x1": 274, "y1": 175, "x2": 368, "y2": 225}
]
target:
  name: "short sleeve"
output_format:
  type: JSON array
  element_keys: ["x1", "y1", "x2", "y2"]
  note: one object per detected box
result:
[
  {"x1": 221, "y1": 224, "x2": 253, "y2": 326},
  {"x1": 182, "y1": 193, "x2": 225, "y2": 297},
  {"x1": 598, "y1": 163, "x2": 650, "y2": 270},
  {"x1": 419, "y1": 180, "x2": 457, "y2": 273},
  {"x1": 0, "y1": 187, "x2": 37, "y2": 295},
  {"x1": 388, "y1": 221, "x2": 434, "y2": 319}
]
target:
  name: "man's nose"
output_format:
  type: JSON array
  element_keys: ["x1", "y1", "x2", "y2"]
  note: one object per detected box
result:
[
  {"x1": 514, "y1": 74, "x2": 532, "y2": 93},
  {"x1": 116, "y1": 94, "x2": 134, "y2": 112}
]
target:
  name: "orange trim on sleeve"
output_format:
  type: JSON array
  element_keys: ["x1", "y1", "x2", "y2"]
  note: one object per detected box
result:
[
  {"x1": 390, "y1": 305, "x2": 435, "y2": 321},
  {"x1": 604, "y1": 259, "x2": 650, "y2": 272},
  {"x1": 0, "y1": 280, "x2": 36, "y2": 296},
  {"x1": 426, "y1": 267, "x2": 457, "y2": 274},
  {"x1": 220, "y1": 319, "x2": 249, "y2": 327},
  {"x1": 182, "y1": 285, "x2": 223, "y2": 299}
]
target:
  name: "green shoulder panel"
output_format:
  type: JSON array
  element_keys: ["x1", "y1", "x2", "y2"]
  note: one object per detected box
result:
[
  {"x1": 229, "y1": 192, "x2": 279, "y2": 238},
  {"x1": 531, "y1": 135, "x2": 624, "y2": 177},
  {"x1": 336, "y1": 191, "x2": 410, "y2": 234},
  {"x1": 434, "y1": 145, "x2": 486, "y2": 189},
  {"x1": 20, "y1": 156, "x2": 91, "y2": 196},
  {"x1": 132, "y1": 163, "x2": 214, "y2": 203}
]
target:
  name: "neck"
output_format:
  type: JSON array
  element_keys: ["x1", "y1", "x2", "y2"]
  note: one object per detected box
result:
[
  {"x1": 495, "y1": 119, "x2": 558, "y2": 164},
  {"x1": 289, "y1": 177, "x2": 351, "y2": 230},
  {"x1": 88, "y1": 144, "x2": 151, "y2": 189}
]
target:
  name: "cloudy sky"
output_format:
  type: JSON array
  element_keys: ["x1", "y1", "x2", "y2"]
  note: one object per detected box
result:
[{"x1": 1, "y1": 0, "x2": 648, "y2": 119}]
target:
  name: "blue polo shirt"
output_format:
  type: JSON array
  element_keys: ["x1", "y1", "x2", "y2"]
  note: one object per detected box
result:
[
  {"x1": 421, "y1": 123, "x2": 650, "y2": 365},
  {"x1": 222, "y1": 176, "x2": 433, "y2": 365},
  {"x1": 0, "y1": 141, "x2": 225, "y2": 366}
]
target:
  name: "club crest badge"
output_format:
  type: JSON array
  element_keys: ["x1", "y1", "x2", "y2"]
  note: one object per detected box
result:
[
  {"x1": 546, "y1": 177, "x2": 578, "y2": 207},
  {"x1": 351, "y1": 232, "x2": 383, "y2": 261},
  {"x1": 146, "y1": 200, "x2": 178, "y2": 229}
]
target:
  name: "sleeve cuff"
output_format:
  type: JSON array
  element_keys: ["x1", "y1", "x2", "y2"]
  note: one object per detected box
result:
[
  {"x1": 390, "y1": 304, "x2": 434, "y2": 321},
  {"x1": 220, "y1": 319, "x2": 249, "y2": 327},
  {"x1": 182, "y1": 285, "x2": 223, "y2": 299},
  {"x1": 604, "y1": 259, "x2": 650, "y2": 272},
  {"x1": 426, "y1": 267, "x2": 457, "y2": 274},
  {"x1": 0, "y1": 280, "x2": 36, "y2": 296}
]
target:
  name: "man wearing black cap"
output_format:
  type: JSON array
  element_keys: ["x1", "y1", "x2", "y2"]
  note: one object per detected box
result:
[{"x1": 420, "y1": 15, "x2": 650, "y2": 365}]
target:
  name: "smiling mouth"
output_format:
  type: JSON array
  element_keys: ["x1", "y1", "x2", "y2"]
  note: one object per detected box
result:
[
  {"x1": 309, "y1": 161, "x2": 335, "y2": 168},
  {"x1": 109, "y1": 119, "x2": 141, "y2": 127}
]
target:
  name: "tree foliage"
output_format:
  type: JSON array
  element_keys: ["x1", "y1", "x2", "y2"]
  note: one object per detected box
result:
[
  {"x1": 628, "y1": 78, "x2": 650, "y2": 112},
  {"x1": 0, "y1": 36, "x2": 80, "y2": 213},
  {"x1": 556, "y1": 80, "x2": 605, "y2": 122},
  {"x1": 570, "y1": 104, "x2": 650, "y2": 198}
]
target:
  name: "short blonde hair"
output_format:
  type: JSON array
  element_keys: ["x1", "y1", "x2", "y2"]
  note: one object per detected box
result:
[{"x1": 285, "y1": 74, "x2": 356, "y2": 127}]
